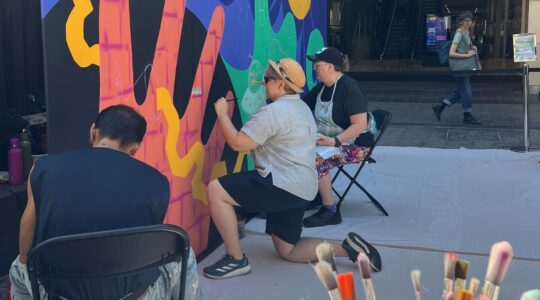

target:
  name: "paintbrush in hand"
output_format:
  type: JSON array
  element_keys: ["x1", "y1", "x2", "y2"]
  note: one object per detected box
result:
[
  {"x1": 454, "y1": 260, "x2": 469, "y2": 292},
  {"x1": 314, "y1": 261, "x2": 342, "y2": 300},
  {"x1": 358, "y1": 252, "x2": 376, "y2": 300},
  {"x1": 445, "y1": 291, "x2": 455, "y2": 300},
  {"x1": 482, "y1": 241, "x2": 513, "y2": 300},
  {"x1": 442, "y1": 252, "x2": 458, "y2": 299},
  {"x1": 411, "y1": 269, "x2": 422, "y2": 300},
  {"x1": 316, "y1": 242, "x2": 337, "y2": 273}
]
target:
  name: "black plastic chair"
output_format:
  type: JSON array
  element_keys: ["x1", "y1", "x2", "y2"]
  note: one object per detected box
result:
[
  {"x1": 26, "y1": 224, "x2": 190, "y2": 300},
  {"x1": 332, "y1": 109, "x2": 392, "y2": 216}
]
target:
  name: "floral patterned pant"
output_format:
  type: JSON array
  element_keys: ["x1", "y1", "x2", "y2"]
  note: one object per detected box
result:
[{"x1": 316, "y1": 144, "x2": 370, "y2": 177}]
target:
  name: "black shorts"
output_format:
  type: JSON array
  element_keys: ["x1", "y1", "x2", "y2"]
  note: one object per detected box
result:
[{"x1": 218, "y1": 170, "x2": 309, "y2": 244}]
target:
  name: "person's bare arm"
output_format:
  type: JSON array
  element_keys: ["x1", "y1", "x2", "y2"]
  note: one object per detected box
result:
[
  {"x1": 449, "y1": 42, "x2": 475, "y2": 58},
  {"x1": 18, "y1": 168, "x2": 36, "y2": 264},
  {"x1": 214, "y1": 97, "x2": 258, "y2": 152},
  {"x1": 317, "y1": 113, "x2": 367, "y2": 146}
]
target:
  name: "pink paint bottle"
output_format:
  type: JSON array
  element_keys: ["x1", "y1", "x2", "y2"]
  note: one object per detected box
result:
[{"x1": 8, "y1": 138, "x2": 23, "y2": 185}]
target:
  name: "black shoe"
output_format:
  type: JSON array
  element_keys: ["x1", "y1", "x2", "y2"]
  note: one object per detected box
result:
[
  {"x1": 203, "y1": 254, "x2": 251, "y2": 279},
  {"x1": 342, "y1": 232, "x2": 382, "y2": 272},
  {"x1": 432, "y1": 104, "x2": 444, "y2": 121},
  {"x1": 463, "y1": 113, "x2": 481, "y2": 125},
  {"x1": 303, "y1": 206, "x2": 342, "y2": 228}
]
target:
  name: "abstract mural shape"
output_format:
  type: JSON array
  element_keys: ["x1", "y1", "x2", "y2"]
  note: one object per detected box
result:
[
  {"x1": 66, "y1": 0, "x2": 99, "y2": 67},
  {"x1": 288, "y1": 0, "x2": 311, "y2": 20}
]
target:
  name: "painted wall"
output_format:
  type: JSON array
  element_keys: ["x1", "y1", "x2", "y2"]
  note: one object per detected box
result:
[{"x1": 41, "y1": 0, "x2": 326, "y2": 254}]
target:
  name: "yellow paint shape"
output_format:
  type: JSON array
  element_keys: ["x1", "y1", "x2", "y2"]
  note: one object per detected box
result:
[
  {"x1": 66, "y1": 0, "x2": 99, "y2": 67},
  {"x1": 157, "y1": 88, "x2": 207, "y2": 204},
  {"x1": 288, "y1": 0, "x2": 311, "y2": 20}
]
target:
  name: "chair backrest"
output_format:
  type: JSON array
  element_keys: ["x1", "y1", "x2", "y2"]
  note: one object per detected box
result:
[
  {"x1": 27, "y1": 224, "x2": 190, "y2": 300},
  {"x1": 369, "y1": 109, "x2": 392, "y2": 145}
]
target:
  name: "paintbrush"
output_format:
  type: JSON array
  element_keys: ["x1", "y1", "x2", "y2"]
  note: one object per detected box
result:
[
  {"x1": 454, "y1": 260, "x2": 469, "y2": 292},
  {"x1": 442, "y1": 252, "x2": 458, "y2": 299},
  {"x1": 411, "y1": 269, "x2": 422, "y2": 300},
  {"x1": 482, "y1": 241, "x2": 513, "y2": 300},
  {"x1": 358, "y1": 252, "x2": 376, "y2": 300},
  {"x1": 336, "y1": 272, "x2": 355, "y2": 300},
  {"x1": 468, "y1": 277, "x2": 480, "y2": 296},
  {"x1": 314, "y1": 261, "x2": 342, "y2": 300},
  {"x1": 456, "y1": 290, "x2": 474, "y2": 300},
  {"x1": 445, "y1": 291, "x2": 455, "y2": 300},
  {"x1": 316, "y1": 242, "x2": 337, "y2": 273},
  {"x1": 520, "y1": 289, "x2": 540, "y2": 300}
]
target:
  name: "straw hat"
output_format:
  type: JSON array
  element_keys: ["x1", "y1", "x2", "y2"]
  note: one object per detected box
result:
[{"x1": 268, "y1": 58, "x2": 306, "y2": 94}]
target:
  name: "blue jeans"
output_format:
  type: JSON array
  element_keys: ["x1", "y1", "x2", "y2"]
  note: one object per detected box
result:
[
  {"x1": 9, "y1": 248, "x2": 201, "y2": 300},
  {"x1": 443, "y1": 76, "x2": 473, "y2": 111}
]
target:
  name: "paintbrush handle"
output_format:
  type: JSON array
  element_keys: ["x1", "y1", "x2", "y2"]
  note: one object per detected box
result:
[
  {"x1": 443, "y1": 278, "x2": 455, "y2": 299},
  {"x1": 363, "y1": 279, "x2": 376, "y2": 300},
  {"x1": 482, "y1": 281, "x2": 498, "y2": 299},
  {"x1": 415, "y1": 291, "x2": 422, "y2": 300},
  {"x1": 328, "y1": 288, "x2": 343, "y2": 300},
  {"x1": 455, "y1": 279, "x2": 466, "y2": 292}
]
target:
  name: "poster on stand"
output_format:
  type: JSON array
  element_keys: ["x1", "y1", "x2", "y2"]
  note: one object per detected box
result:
[{"x1": 513, "y1": 33, "x2": 537, "y2": 62}]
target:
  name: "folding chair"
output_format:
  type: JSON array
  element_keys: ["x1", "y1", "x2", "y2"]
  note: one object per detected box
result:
[
  {"x1": 332, "y1": 109, "x2": 392, "y2": 216},
  {"x1": 26, "y1": 224, "x2": 190, "y2": 300}
]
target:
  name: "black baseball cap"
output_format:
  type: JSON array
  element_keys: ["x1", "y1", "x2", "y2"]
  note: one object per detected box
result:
[{"x1": 307, "y1": 47, "x2": 344, "y2": 66}]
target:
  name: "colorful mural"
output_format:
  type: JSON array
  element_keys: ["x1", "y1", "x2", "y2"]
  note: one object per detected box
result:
[{"x1": 41, "y1": 0, "x2": 326, "y2": 255}]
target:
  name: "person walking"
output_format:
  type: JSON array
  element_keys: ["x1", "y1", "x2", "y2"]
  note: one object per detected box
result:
[{"x1": 433, "y1": 11, "x2": 481, "y2": 125}]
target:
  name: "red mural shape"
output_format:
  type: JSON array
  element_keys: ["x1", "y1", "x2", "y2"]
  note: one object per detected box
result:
[{"x1": 98, "y1": 0, "x2": 230, "y2": 254}]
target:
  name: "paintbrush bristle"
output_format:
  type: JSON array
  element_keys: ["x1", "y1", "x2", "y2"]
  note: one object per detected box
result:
[
  {"x1": 520, "y1": 289, "x2": 540, "y2": 300},
  {"x1": 444, "y1": 252, "x2": 458, "y2": 279},
  {"x1": 411, "y1": 269, "x2": 421, "y2": 292},
  {"x1": 455, "y1": 260, "x2": 469, "y2": 280},
  {"x1": 469, "y1": 277, "x2": 480, "y2": 294},
  {"x1": 314, "y1": 261, "x2": 338, "y2": 291},
  {"x1": 357, "y1": 252, "x2": 372, "y2": 279},
  {"x1": 316, "y1": 242, "x2": 337, "y2": 272},
  {"x1": 485, "y1": 241, "x2": 513, "y2": 285}
]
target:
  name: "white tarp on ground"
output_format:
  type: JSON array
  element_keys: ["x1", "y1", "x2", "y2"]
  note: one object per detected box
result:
[{"x1": 198, "y1": 146, "x2": 540, "y2": 299}]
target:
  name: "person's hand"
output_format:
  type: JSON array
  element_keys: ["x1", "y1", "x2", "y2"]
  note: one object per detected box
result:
[
  {"x1": 214, "y1": 97, "x2": 229, "y2": 116},
  {"x1": 467, "y1": 50, "x2": 476, "y2": 57},
  {"x1": 471, "y1": 45, "x2": 477, "y2": 52},
  {"x1": 316, "y1": 134, "x2": 335, "y2": 146}
]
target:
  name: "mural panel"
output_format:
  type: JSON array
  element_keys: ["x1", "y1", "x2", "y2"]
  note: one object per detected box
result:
[{"x1": 42, "y1": 0, "x2": 326, "y2": 254}]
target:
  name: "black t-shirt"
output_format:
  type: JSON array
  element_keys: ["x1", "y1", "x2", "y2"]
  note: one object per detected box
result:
[
  {"x1": 302, "y1": 75, "x2": 373, "y2": 146},
  {"x1": 30, "y1": 147, "x2": 170, "y2": 299}
]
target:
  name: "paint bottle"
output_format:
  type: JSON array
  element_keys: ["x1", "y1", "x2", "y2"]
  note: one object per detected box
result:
[
  {"x1": 20, "y1": 129, "x2": 32, "y2": 179},
  {"x1": 8, "y1": 138, "x2": 23, "y2": 185}
]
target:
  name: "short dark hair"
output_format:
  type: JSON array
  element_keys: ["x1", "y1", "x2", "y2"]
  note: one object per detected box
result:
[
  {"x1": 266, "y1": 67, "x2": 296, "y2": 95},
  {"x1": 93, "y1": 105, "x2": 147, "y2": 148}
]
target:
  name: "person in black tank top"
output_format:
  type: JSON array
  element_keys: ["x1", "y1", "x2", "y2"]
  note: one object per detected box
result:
[{"x1": 10, "y1": 105, "x2": 201, "y2": 299}]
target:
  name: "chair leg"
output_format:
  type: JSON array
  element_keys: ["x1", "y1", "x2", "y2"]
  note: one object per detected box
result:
[{"x1": 356, "y1": 183, "x2": 389, "y2": 216}]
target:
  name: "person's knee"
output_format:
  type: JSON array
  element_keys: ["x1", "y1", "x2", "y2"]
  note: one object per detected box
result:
[{"x1": 207, "y1": 179, "x2": 222, "y2": 205}]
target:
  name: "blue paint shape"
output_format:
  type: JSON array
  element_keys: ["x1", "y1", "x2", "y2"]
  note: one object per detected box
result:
[{"x1": 42, "y1": 0, "x2": 60, "y2": 18}]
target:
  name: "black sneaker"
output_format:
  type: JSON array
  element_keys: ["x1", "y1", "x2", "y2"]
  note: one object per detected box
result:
[
  {"x1": 303, "y1": 206, "x2": 342, "y2": 228},
  {"x1": 342, "y1": 232, "x2": 382, "y2": 272},
  {"x1": 463, "y1": 113, "x2": 481, "y2": 125},
  {"x1": 203, "y1": 254, "x2": 252, "y2": 279}
]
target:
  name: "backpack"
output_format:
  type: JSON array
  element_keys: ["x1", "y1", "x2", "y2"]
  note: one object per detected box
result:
[{"x1": 437, "y1": 40, "x2": 452, "y2": 65}]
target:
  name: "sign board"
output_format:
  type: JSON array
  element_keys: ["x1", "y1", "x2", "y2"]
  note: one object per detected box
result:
[{"x1": 513, "y1": 33, "x2": 537, "y2": 62}]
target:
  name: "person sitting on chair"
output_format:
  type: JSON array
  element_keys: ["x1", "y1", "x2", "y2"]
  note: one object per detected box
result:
[
  {"x1": 202, "y1": 58, "x2": 381, "y2": 280},
  {"x1": 302, "y1": 47, "x2": 374, "y2": 228},
  {"x1": 10, "y1": 105, "x2": 201, "y2": 300}
]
